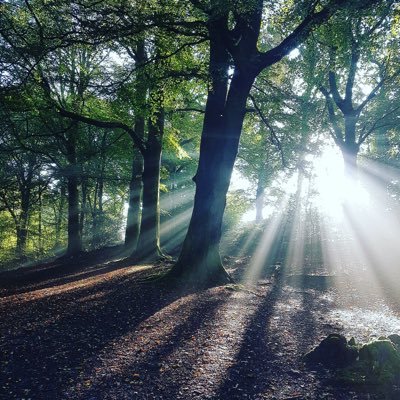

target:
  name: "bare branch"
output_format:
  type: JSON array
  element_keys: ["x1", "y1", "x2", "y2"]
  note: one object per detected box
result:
[{"x1": 249, "y1": 94, "x2": 286, "y2": 167}]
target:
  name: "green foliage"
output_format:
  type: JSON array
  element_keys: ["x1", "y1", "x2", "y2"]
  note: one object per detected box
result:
[
  {"x1": 224, "y1": 190, "x2": 252, "y2": 229},
  {"x1": 0, "y1": 0, "x2": 397, "y2": 267},
  {"x1": 306, "y1": 335, "x2": 400, "y2": 387}
]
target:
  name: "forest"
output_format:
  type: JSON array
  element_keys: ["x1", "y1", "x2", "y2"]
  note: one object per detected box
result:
[{"x1": 1, "y1": 0, "x2": 400, "y2": 399}]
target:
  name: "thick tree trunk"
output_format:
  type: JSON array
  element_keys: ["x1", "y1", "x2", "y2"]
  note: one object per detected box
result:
[
  {"x1": 341, "y1": 145, "x2": 359, "y2": 178},
  {"x1": 342, "y1": 114, "x2": 360, "y2": 177},
  {"x1": 170, "y1": 66, "x2": 255, "y2": 283},
  {"x1": 133, "y1": 109, "x2": 164, "y2": 260}
]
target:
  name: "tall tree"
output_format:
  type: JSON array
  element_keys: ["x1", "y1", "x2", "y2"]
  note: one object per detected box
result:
[
  {"x1": 168, "y1": 0, "x2": 383, "y2": 283},
  {"x1": 310, "y1": 1, "x2": 400, "y2": 172}
]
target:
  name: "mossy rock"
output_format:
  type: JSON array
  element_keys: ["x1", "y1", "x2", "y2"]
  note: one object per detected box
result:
[
  {"x1": 305, "y1": 334, "x2": 400, "y2": 387},
  {"x1": 388, "y1": 334, "x2": 400, "y2": 350},
  {"x1": 340, "y1": 339, "x2": 400, "y2": 386},
  {"x1": 304, "y1": 334, "x2": 358, "y2": 368},
  {"x1": 359, "y1": 339, "x2": 400, "y2": 372}
]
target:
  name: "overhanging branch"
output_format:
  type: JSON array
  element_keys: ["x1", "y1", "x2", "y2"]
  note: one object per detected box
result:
[{"x1": 58, "y1": 108, "x2": 145, "y2": 154}]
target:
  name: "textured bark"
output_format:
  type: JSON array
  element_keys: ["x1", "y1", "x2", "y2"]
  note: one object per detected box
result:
[
  {"x1": 125, "y1": 39, "x2": 147, "y2": 252},
  {"x1": 169, "y1": 16, "x2": 255, "y2": 283},
  {"x1": 125, "y1": 146, "x2": 143, "y2": 250},
  {"x1": 55, "y1": 185, "x2": 66, "y2": 248},
  {"x1": 134, "y1": 109, "x2": 164, "y2": 260},
  {"x1": 16, "y1": 190, "x2": 29, "y2": 257},
  {"x1": 66, "y1": 172, "x2": 82, "y2": 256},
  {"x1": 65, "y1": 129, "x2": 82, "y2": 256}
]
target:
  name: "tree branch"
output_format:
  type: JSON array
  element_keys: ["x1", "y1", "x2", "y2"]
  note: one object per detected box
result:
[
  {"x1": 319, "y1": 85, "x2": 344, "y2": 145},
  {"x1": 58, "y1": 108, "x2": 146, "y2": 154},
  {"x1": 249, "y1": 94, "x2": 286, "y2": 167}
]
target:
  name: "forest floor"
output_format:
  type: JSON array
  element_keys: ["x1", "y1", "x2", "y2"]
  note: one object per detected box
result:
[{"x1": 0, "y1": 248, "x2": 400, "y2": 400}]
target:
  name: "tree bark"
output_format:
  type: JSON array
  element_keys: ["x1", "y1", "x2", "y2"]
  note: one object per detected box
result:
[
  {"x1": 124, "y1": 38, "x2": 147, "y2": 252},
  {"x1": 168, "y1": 0, "x2": 351, "y2": 284},
  {"x1": 15, "y1": 155, "x2": 36, "y2": 258},
  {"x1": 55, "y1": 185, "x2": 66, "y2": 248},
  {"x1": 65, "y1": 128, "x2": 82, "y2": 256},
  {"x1": 255, "y1": 184, "x2": 265, "y2": 223},
  {"x1": 16, "y1": 188, "x2": 30, "y2": 257},
  {"x1": 66, "y1": 171, "x2": 82, "y2": 256},
  {"x1": 169, "y1": 19, "x2": 256, "y2": 282},
  {"x1": 125, "y1": 145, "x2": 143, "y2": 250},
  {"x1": 133, "y1": 108, "x2": 164, "y2": 260}
]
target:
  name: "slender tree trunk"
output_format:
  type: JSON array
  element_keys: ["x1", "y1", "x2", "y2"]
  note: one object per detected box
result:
[
  {"x1": 255, "y1": 162, "x2": 268, "y2": 223},
  {"x1": 66, "y1": 172, "x2": 82, "y2": 256},
  {"x1": 65, "y1": 128, "x2": 82, "y2": 256},
  {"x1": 16, "y1": 188, "x2": 30, "y2": 258},
  {"x1": 133, "y1": 109, "x2": 164, "y2": 260},
  {"x1": 38, "y1": 187, "x2": 43, "y2": 255},
  {"x1": 255, "y1": 183, "x2": 265, "y2": 223},
  {"x1": 55, "y1": 185, "x2": 66, "y2": 248},
  {"x1": 80, "y1": 175, "x2": 88, "y2": 241},
  {"x1": 125, "y1": 38, "x2": 146, "y2": 252},
  {"x1": 125, "y1": 146, "x2": 143, "y2": 250}
]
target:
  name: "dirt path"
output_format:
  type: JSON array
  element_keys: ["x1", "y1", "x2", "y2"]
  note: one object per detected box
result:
[{"x1": 1, "y1": 255, "x2": 399, "y2": 400}]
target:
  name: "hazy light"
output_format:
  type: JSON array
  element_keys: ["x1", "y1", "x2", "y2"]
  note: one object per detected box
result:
[
  {"x1": 310, "y1": 145, "x2": 371, "y2": 221},
  {"x1": 288, "y1": 48, "x2": 300, "y2": 59}
]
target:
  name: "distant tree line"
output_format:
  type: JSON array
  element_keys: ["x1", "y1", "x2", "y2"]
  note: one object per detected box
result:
[{"x1": 0, "y1": 0, "x2": 399, "y2": 281}]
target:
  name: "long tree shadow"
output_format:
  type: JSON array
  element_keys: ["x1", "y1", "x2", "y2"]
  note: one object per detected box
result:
[
  {"x1": 72, "y1": 289, "x2": 230, "y2": 399},
  {"x1": 214, "y1": 195, "x2": 339, "y2": 399},
  {"x1": 0, "y1": 261, "x2": 212, "y2": 399},
  {"x1": 213, "y1": 265, "x2": 289, "y2": 398},
  {"x1": 0, "y1": 245, "x2": 131, "y2": 296}
]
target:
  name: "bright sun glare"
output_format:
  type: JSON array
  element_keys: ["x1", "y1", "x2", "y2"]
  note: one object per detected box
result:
[
  {"x1": 311, "y1": 145, "x2": 371, "y2": 221},
  {"x1": 236, "y1": 144, "x2": 369, "y2": 223}
]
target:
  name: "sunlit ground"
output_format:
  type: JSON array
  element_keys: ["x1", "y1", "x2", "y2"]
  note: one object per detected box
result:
[
  {"x1": 3, "y1": 147, "x2": 400, "y2": 400},
  {"x1": 230, "y1": 143, "x2": 400, "y2": 337}
]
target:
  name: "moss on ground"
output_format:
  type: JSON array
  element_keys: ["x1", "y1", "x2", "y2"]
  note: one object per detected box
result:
[{"x1": 305, "y1": 334, "x2": 400, "y2": 387}]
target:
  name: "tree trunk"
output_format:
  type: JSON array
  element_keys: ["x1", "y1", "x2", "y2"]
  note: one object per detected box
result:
[
  {"x1": 255, "y1": 183, "x2": 265, "y2": 223},
  {"x1": 255, "y1": 163, "x2": 268, "y2": 223},
  {"x1": 125, "y1": 148, "x2": 143, "y2": 250},
  {"x1": 66, "y1": 171, "x2": 82, "y2": 256},
  {"x1": 55, "y1": 185, "x2": 66, "y2": 248},
  {"x1": 342, "y1": 114, "x2": 360, "y2": 178},
  {"x1": 65, "y1": 128, "x2": 82, "y2": 257},
  {"x1": 16, "y1": 188, "x2": 30, "y2": 258},
  {"x1": 170, "y1": 62, "x2": 255, "y2": 283},
  {"x1": 38, "y1": 187, "x2": 43, "y2": 255},
  {"x1": 341, "y1": 145, "x2": 359, "y2": 178},
  {"x1": 124, "y1": 85, "x2": 145, "y2": 252},
  {"x1": 80, "y1": 175, "x2": 88, "y2": 241},
  {"x1": 125, "y1": 39, "x2": 146, "y2": 252},
  {"x1": 133, "y1": 109, "x2": 164, "y2": 260}
]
